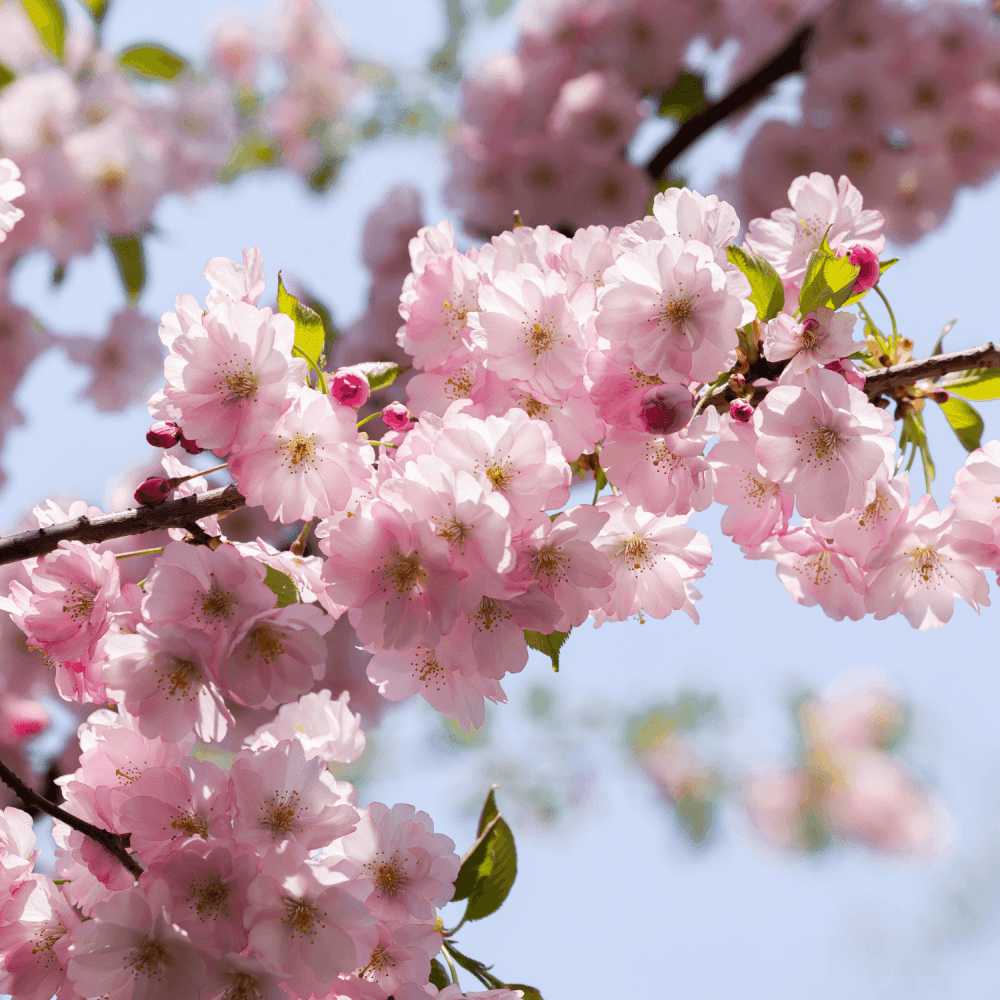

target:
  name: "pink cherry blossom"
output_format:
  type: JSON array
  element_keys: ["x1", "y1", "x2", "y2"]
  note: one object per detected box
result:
[
  {"x1": 0, "y1": 157, "x2": 24, "y2": 241},
  {"x1": 204, "y1": 246, "x2": 265, "y2": 309},
  {"x1": 246, "y1": 689, "x2": 366, "y2": 763},
  {"x1": 763, "y1": 306, "x2": 863, "y2": 378},
  {"x1": 951, "y1": 438, "x2": 1000, "y2": 545}
]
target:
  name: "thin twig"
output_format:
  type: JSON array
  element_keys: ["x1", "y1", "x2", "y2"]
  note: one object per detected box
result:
[
  {"x1": 0, "y1": 754, "x2": 143, "y2": 880},
  {"x1": 864, "y1": 343, "x2": 1000, "y2": 397},
  {"x1": 645, "y1": 23, "x2": 817, "y2": 180},
  {"x1": 0, "y1": 484, "x2": 246, "y2": 567}
]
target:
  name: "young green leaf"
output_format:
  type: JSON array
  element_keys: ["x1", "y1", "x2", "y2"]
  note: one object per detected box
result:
[
  {"x1": 78, "y1": 0, "x2": 110, "y2": 24},
  {"x1": 938, "y1": 396, "x2": 984, "y2": 452},
  {"x1": 944, "y1": 370, "x2": 1000, "y2": 402},
  {"x1": 22, "y1": 0, "x2": 65, "y2": 60},
  {"x1": 524, "y1": 629, "x2": 569, "y2": 672},
  {"x1": 658, "y1": 71, "x2": 707, "y2": 122},
  {"x1": 452, "y1": 787, "x2": 518, "y2": 922},
  {"x1": 107, "y1": 234, "x2": 146, "y2": 301},
  {"x1": 428, "y1": 959, "x2": 450, "y2": 990},
  {"x1": 277, "y1": 271, "x2": 326, "y2": 365},
  {"x1": 0, "y1": 63, "x2": 15, "y2": 91},
  {"x1": 118, "y1": 43, "x2": 189, "y2": 81},
  {"x1": 726, "y1": 246, "x2": 784, "y2": 323},
  {"x1": 355, "y1": 361, "x2": 403, "y2": 391},
  {"x1": 218, "y1": 134, "x2": 281, "y2": 181},
  {"x1": 263, "y1": 565, "x2": 300, "y2": 608}
]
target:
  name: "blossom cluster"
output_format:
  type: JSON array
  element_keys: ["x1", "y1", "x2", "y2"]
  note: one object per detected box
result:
[{"x1": 446, "y1": 0, "x2": 1000, "y2": 245}]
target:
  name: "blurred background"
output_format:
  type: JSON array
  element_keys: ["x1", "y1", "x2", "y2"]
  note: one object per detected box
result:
[{"x1": 5, "y1": 0, "x2": 1000, "y2": 996}]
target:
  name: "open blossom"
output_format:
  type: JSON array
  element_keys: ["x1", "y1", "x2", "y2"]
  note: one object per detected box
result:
[
  {"x1": 154, "y1": 298, "x2": 305, "y2": 454},
  {"x1": 0, "y1": 157, "x2": 24, "y2": 241},
  {"x1": 864, "y1": 493, "x2": 994, "y2": 630},
  {"x1": 597, "y1": 235, "x2": 751, "y2": 384},
  {"x1": 763, "y1": 306, "x2": 863, "y2": 378},
  {"x1": 246, "y1": 689, "x2": 366, "y2": 763},
  {"x1": 230, "y1": 386, "x2": 375, "y2": 523},
  {"x1": 951, "y1": 439, "x2": 1000, "y2": 544},
  {"x1": 754, "y1": 367, "x2": 895, "y2": 521},
  {"x1": 204, "y1": 246, "x2": 265, "y2": 309},
  {"x1": 0, "y1": 806, "x2": 36, "y2": 890}
]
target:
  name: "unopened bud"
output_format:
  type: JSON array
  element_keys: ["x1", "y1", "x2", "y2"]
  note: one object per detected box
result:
[
  {"x1": 727, "y1": 373, "x2": 746, "y2": 394},
  {"x1": 331, "y1": 367, "x2": 371, "y2": 408},
  {"x1": 180, "y1": 434, "x2": 203, "y2": 455},
  {"x1": 146, "y1": 420, "x2": 181, "y2": 448},
  {"x1": 638, "y1": 384, "x2": 695, "y2": 436},
  {"x1": 848, "y1": 244, "x2": 880, "y2": 294},
  {"x1": 382, "y1": 401, "x2": 412, "y2": 432},
  {"x1": 134, "y1": 476, "x2": 173, "y2": 506},
  {"x1": 730, "y1": 399, "x2": 754, "y2": 423},
  {"x1": 930, "y1": 389, "x2": 949, "y2": 403}
]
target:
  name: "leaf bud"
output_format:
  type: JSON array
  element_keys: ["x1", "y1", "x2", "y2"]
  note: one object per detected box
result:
[{"x1": 146, "y1": 420, "x2": 181, "y2": 448}]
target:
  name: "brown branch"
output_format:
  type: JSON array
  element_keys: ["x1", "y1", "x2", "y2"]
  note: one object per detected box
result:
[
  {"x1": 645, "y1": 23, "x2": 817, "y2": 181},
  {"x1": 0, "y1": 484, "x2": 246, "y2": 567},
  {"x1": 863, "y1": 344, "x2": 1000, "y2": 397},
  {"x1": 0, "y1": 753, "x2": 143, "y2": 880}
]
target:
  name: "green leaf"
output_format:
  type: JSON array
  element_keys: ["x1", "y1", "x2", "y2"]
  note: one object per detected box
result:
[
  {"x1": 218, "y1": 134, "x2": 281, "y2": 181},
  {"x1": 798, "y1": 232, "x2": 860, "y2": 316},
  {"x1": 674, "y1": 792, "x2": 714, "y2": 845},
  {"x1": 508, "y1": 986, "x2": 544, "y2": 1000},
  {"x1": 263, "y1": 565, "x2": 300, "y2": 608},
  {"x1": 930, "y1": 316, "x2": 957, "y2": 359},
  {"x1": 658, "y1": 71, "x2": 707, "y2": 122},
  {"x1": 452, "y1": 788, "x2": 517, "y2": 922},
  {"x1": 118, "y1": 43, "x2": 189, "y2": 81},
  {"x1": 277, "y1": 271, "x2": 326, "y2": 365},
  {"x1": 21, "y1": 0, "x2": 65, "y2": 60},
  {"x1": 938, "y1": 396, "x2": 984, "y2": 452},
  {"x1": 726, "y1": 246, "x2": 784, "y2": 322},
  {"x1": 899, "y1": 410, "x2": 934, "y2": 490},
  {"x1": 0, "y1": 62, "x2": 15, "y2": 91},
  {"x1": 524, "y1": 629, "x2": 569, "y2": 672},
  {"x1": 355, "y1": 361, "x2": 403, "y2": 392},
  {"x1": 944, "y1": 370, "x2": 1000, "y2": 402},
  {"x1": 78, "y1": 0, "x2": 110, "y2": 24},
  {"x1": 879, "y1": 257, "x2": 898, "y2": 277},
  {"x1": 107, "y1": 233, "x2": 145, "y2": 301},
  {"x1": 428, "y1": 959, "x2": 450, "y2": 991},
  {"x1": 307, "y1": 153, "x2": 342, "y2": 193}
]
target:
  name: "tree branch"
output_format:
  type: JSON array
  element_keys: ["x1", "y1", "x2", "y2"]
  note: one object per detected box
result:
[
  {"x1": 863, "y1": 343, "x2": 1000, "y2": 397},
  {"x1": 0, "y1": 484, "x2": 246, "y2": 567},
  {"x1": 0, "y1": 753, "x2": 143, "y2": 880},
  {"x1": 645, "y1": 23, "x2": 817, "y2": 181}
]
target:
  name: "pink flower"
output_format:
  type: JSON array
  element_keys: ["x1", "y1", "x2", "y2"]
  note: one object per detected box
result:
[
  {"x1": 230, "y1": 386, "x2": 375, "y2": 523},
  {"x1": 351, "y1": 921, "x2": 442, "y2": 994},
  {"x1": 204, "y1": 246, "x2": 265, "y2": 309},
  {"x1": 0, "y1": 157, "x2": 24, "y2": 241},
  {"x1": 847, "y1": 244, "x2": 880, "y2": 294},
  {"x1": 157, "y1": 298, "x2": 305, "y2": 455},
  {"x1": 0, "y1": 806, "x2": 36, "y2": 891},
  {"x1": 331, "y1": 801, "x2": 459, "y2": 923},
  {"x1": 753, "y1": 367, "x2": 895, "y2": 521},
  {"x1": 763, "y1": 306, "x2": 863, "y2": 378},
  {"x1": 864, "y1": 494, "x2": 994, "y2": 630},
  {"x1": 246, "y1": 689, "x2": 366, "y2": 763},
  {"x1": 231, "y1": 739, "x2": 358, "y2": 853},
  {"x1": 951, "y1": 439, "x2": 1000, "y2": 545}
]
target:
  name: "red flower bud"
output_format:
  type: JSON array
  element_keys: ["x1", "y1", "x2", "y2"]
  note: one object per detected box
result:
[
  {"x1": 848, "y1": 245, "x2": 880, "y2": 294},
  {"x1": 146, "y1": 420, "x2": 181, "y2": 448},
  {"x1": 179, "y1": 434, "x2": 203, "y2": 455},
  {"x1": 930, "y1": 389, "x2": 949, "y2": 404},
  {"x1": 638, "y1": 384, "x2": 695, "y2": 436},
  {"x1": 134, "y1": 477, "x2": 173, "y2": 506},
  {"x1": 730, "y1": 399, "x2": 754, "y2": 423},
  {"x1": 382, "y1": 402, "x2": 412, "y2": 432}
]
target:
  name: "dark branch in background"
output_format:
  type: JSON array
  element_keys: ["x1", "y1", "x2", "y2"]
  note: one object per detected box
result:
[
  {"x1": 0, "y1": 753, "x2": 143, "y2": 880},
  {"x1": 645, "y1": 23, "x2": 817, "y2": 181},
  {"x1": 863, "y1": 344, "x2": 1000, "y2": 397},
  {"x1": 0, "y1": 483, "x2": 246, "y2": 567}
]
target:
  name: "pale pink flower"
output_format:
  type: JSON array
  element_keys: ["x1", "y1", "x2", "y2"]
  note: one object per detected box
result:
[
  {"x1": 66, "y1": 881, "x2": 208, "y2": 1000},
  {"x1": 951, "y1": 439, "x2": 1000, "y2": 545},
  {"x1": 230, "y1": 385, "x2": 375, "y2": 523},
  {"x1": 802, "y1": 676, "x2": 908, "y2": 753},
  {"x1": 744, "y1": 172, "x2": 886, "y2": 280},
  {"x1": 0, "y1": 157, "x2": 25, "y2": 242},
  {"x1": 245, "y1": 860, "x2": 374, "y2": 997},
  {"x1": 351, "y1": 921, "x2": 442, "y2": 993},
  {"x1": 469, "y1": 264, "x2": 595, "y2": 404},
  {"x1": 0, "y1": 875, "x2": 80, "y2": 1000},
  {"x1": 0, "y1": 805, "x2": 36, "y2": 890},
  {"x1": 331, "y1": 801, "x2": 459, "y2": 923},
  {"x1": 763, "y1": 306, "x2": 863, "y2": 378},
  {"x1": 246, "y1": 689, "x2": 366, "y2": 763},
  {"x1": 708, "y1": 415, "x2": 793, "y2": 548},
  {"x1": 864, "y1": 494, "x2": 994, "y2": 630},
  {"x1": 204, "y1": 247, "x2": 265, "y2": 309},
  {"x1": 218, "y1": 602, "x2": 333, "y2": 710},
  {"x1": 753, "y1": 367, "x2": 895, "y2": 520},
  {"x1": 231, "y1": 739, "x2": 358, "y2": 853},
  {"x1": 586, "y1": 349, "x2": 663, "y2": 434},
  {"x1": 813, "y1": 470, "x2": 910, "y2": 564},
  {"x1": 157, "y1": 298, "x2": 305, "y2": 454},
  {"x1": 501, "y1": 382, "x2": 606, "y2": 461},
  {"x1": 592, "y1": 496, "x2": 711, "y2": 625},
  {"x1": 203, "y1": 954, "x2": 288, "y2": 1000},
  {"x1": 596, "y1": 236, "x2": 750, "y2": 385}
]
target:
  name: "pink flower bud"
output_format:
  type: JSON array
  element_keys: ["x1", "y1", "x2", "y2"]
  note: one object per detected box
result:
[
  {"x1": 728, "y1": 373, "x2": 746, "y2": 393},
  {"x1": 382, "y1": 401, "x2": 412, "y2": 431},
  {"x1": 823, "y1": 359, "x2": 867, "y2": 391},
  {"x1": 331, "y1": 367, "x2": 371, "y2": 408},
  {"x1": 930, "y1": 389, "x2": 949, "y2": 403},
  {"x1": 0, "y1": 697, "x2": 48, "y2": 743},
  {"x1": 638, "y1": 384, "x2": 695, "y2": 436},
  {"x1": 730, "y1": 399, "x2": 754, "y2": 423},
  {"x1": 146, "y1": 420, "x2": 181, "y2": 448},
  {"x1": 179, "y1": 434, "x2": 203, "y2": 455},
  {"x1": 848, "y1": 245, "x2": 880, "y2": 294},
  {"x1": 134, "y1": 476, "x2": 173, "y2": 506}
]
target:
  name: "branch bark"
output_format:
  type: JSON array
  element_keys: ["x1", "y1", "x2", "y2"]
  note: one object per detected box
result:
[
  {"x1": 645, "y1": 23, "x2": 817, "y2": 181},
  {"x1": 863, "y1": 343, "x2": 1000, "y2": 397},
  {"x1": 0, "y1": 753, "x2": 143, "y2": 880},
  {"x1": 0, "y1": 483, "x2": 246, "y2": 567}
]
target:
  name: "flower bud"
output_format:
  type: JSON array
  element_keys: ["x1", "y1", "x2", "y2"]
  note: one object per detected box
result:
[
  {"x1": 727, "y1": 373, "x2": 746, "y2": 394},
  {"x1": 848, "y1": 245, "x2": 880, "y2": 294},
  {"x1": 146, "y1": 420, "x2": 181, "y2": 448},
  {"x1": 179, "y1": 434, "x2": 203, "y2": 455},
  {"x1": 134, "y1": 476, "x2": 173, "y2": 506},
  {"x1": 638, "y1": 384, "x2": 695, "y2": 436},
  {"x1": 382, "y1": 401, "x2": 412, "y2": 431},
  {"x1": 730, "y1": 399, "x2": 754, "y2": 423},
  {"x1": 0, "y1": 697, "x2": 48, "y2": 743},
  {"x1": 331, "y1": 367, "x2": 371, "y2": 408},
  {"x1": 929, "y1": 389, "x2": 949, "y2": 403}
]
